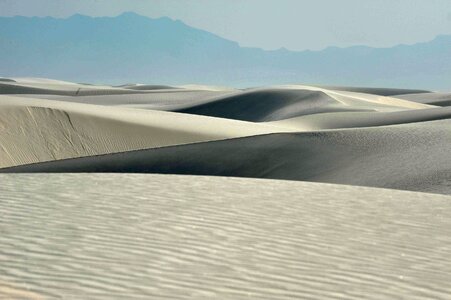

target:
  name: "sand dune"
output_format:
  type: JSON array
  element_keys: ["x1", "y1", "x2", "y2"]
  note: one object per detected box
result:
[
  {"x1": 0, "y1": 77, "x2": 449, "y2": 195},
  {"x1": 271, "y1": 106, "x2": 451, "y2": 130},
  {"x1": 312, "y1": 85, "x2": 430, "y2": 96},
  {"x1": 4, "y1": 81, "x2": 431, "y2": 117},
  {"x1": 395, "y1": 92, "x2": 451, "y2": 107},
  {"x1": 1, "y1": 77, "x2": 451, "y2": 298},
  {"x1": 0, "y1": 80, "x2": 151, "y2": 96},
  {"x1": 169, "y1": 86, "x2": 433, "y2": 121},
  {"x1": 6, "y1": 118, "x2": 450, "y2": 194},
  {"x1": 10, "y1": 90, "x2": 236, "y2": 110},
  {"x1": 175, "y1": 88, "x2": 375, "y2": 122},
  {"x1": 0, "y1": 95, "x2": 297, "y2": 168},
  {"x1": 1, "y1": 174, "x2": 450, "y2": 299},
  {"x1": 117, "y1": 83, "x2": 179, "y2": 90},
  {"x1": 0, "y1": 77, "x2": 236, "y2": 97}
]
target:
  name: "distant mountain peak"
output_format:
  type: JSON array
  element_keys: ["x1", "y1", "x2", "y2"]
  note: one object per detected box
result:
[
  {"x1": 69, "y1": 13, "x2": 90, "y2": 19},
  {"x1": 117, "y1": 11, "x2": 146, "y2": 18},
  {"x1": 0, "y1": 14, "x2": 450, "y2": 90}
]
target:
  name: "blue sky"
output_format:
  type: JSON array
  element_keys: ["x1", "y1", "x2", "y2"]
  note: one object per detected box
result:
[{"x1": 1, "y1": 0, "x2": 451, "y2": 51}]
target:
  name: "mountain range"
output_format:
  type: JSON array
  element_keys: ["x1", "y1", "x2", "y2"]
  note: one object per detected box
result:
[{"x1": 1, "y1": 12, "x2": 450, "y2": 90}]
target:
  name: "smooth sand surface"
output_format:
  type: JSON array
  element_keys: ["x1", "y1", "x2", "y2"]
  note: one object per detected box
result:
[
  {"x1": 10, "y1": 90, "x2": 236, "y2": 110},
  {"x1": 1, "y1": 173, "x2": 451, "y2": 299},
  {"x1": 395, "y1": 92, "x2": 451, "y2": 107},
  {"x1": 270, "y1": 106, "x2": 451, "y2": 130},
  {"x1": 311, "y1": 85, "x2": 430, "y2": 96}
]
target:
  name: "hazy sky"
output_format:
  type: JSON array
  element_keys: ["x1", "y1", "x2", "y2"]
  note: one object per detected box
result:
[{"x1": 1, "y1": 0, "x2": 451, "y2": 51}]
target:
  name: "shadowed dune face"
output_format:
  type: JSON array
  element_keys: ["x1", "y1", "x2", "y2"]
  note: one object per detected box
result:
[
  {"x1": 271, "y1": 106, "x2": 451, "y2": 130},
  {"x1": 0, "y1": 78, "x2": 450, "y2": 195},
  {"x1": 6, "y1": 119, "x2": 450, "y2": 194},
  {"x1": 0, "y1": 96, "x2": 299, "y2": 168},
  {"x1": 170, "y1": 86, "x2": 432, "y2": 121},
  {"x1": 0, "y1": 78, "x2": 16, "y2": 83},
  {"x1": 176, "y1": 89, "x2": 374, "y2": 121},
  {"x1": 395, "y1": 92, "x2": 451, "y2": 107},
  {"x1": 1, "y1": 174, "x2": 451, "y2": 299},
  {"x1": 178, "y1": 89, "x2": 370, "y2": 122}
]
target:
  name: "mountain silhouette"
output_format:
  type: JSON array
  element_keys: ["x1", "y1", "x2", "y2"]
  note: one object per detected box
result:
[{"x1": 1, "y1": 12, "x2": 450, "y2": 89}]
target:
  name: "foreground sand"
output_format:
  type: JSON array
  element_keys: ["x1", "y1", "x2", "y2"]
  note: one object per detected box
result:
[{"x1": 1, "y1": 173, "x2": 451, "y2": 299}]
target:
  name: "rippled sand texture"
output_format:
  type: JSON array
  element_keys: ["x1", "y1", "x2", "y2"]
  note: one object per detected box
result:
[{"x1": 1, "y1": 174, "x2": 451, "y2": 299}]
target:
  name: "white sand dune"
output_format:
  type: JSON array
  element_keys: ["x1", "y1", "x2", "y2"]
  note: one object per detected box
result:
[
  {"x1": 271, "y1": 106, "x2": 451, "y2": 130},
  {"x1": 0, "y1": 77, "x2": 450, "y2": 194},
  {"x1": 310, "y1": 85, "x2": 430, "y2": 96},
  {"x1": 0, "y1": 95, "x2": 298, "y2": 168},
  {"x1": 1, "y1": 77, "x2": 451, "y2": 298},
  {"x1": 10, "y1": 90, "x2": 236, "y2": 110},
  {"x1": 395, "y1": 92, "x2": 451, "y2": 107},
  {"x1": 8, "y1": 118, "x2": 450, "y2": 194},
  {"x1": 0, "y1": 77, "x2": 236, "y2": 96},
  {"x1": 275, "y1": 85, "x2": 432, "y2": 110},
  {"x1": 4, "y1": 81, "x2": 431, "y2": 119},
  {"x1": 0, "y1": 79, "x2": 437, "y2": 169},
  {"x1": 1, "y1": 174, "x2": 450, "y2": 299},
  {"x1": 177, "y1": 83, "x2": 236, "y2": 91}
]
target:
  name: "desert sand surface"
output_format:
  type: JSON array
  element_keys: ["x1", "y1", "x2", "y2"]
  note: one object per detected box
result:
[
  {"x1": 6, "y1": 118, "x2": 450, "y2": 194},
  {"x1": 1, "y1": 78, "x2": 451, "y2": 298},
  {"x1": 1, "y1": 78, "x2": 450, "y2": 194},
  {"x1": 1, "y1": 174, "x2": 451, "y2": 299},
  {"x1": 395, "y1": 92, "x2": 451, "y2": 107},
  {"x1": 0, "y1": 95, "x2": 300, "y2": 168}
]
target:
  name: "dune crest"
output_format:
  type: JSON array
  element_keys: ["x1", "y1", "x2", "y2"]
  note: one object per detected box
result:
[
  {"x1": 0, "y1": 95, "x2": 299, "y2": 168},
  {"x1": 0, "y1": 78, "x2": 450, "y2": 195}
]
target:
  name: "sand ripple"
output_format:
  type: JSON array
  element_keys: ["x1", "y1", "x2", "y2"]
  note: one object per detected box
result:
[{"x1": 1, "y1": 174, "x2": 450, "y2": 299}]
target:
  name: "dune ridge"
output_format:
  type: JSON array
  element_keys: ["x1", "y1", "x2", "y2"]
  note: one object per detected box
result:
[
  {"x1": 395, "y1": 92, "x2": 451, "y2": 107},
  {"x1": 5, "y1": 118, "x2": 450, "y2": 194},
  {"x1": 0, "y1": 95, "x2": 298, "y2": 168},
  {"x1": 0, "y1": 77, "x2": 450, "y2": 195}
]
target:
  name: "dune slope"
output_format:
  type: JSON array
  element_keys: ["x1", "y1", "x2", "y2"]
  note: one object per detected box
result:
[
  {"x1": 174, "y1": 86, "x2": 432, "y2": 122},
  {"x1": 395, "y1": 92, "x2": 451, "y2": 107},
  {"x1": 0, "y1": 78, "x2": 449, "y2": 195},
  {"x1": 5, "y1": 119, "x2": 451, "y2": 194},
  {"x1": 0, "y1": 95, "x2": 296, "y2": 168}
]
